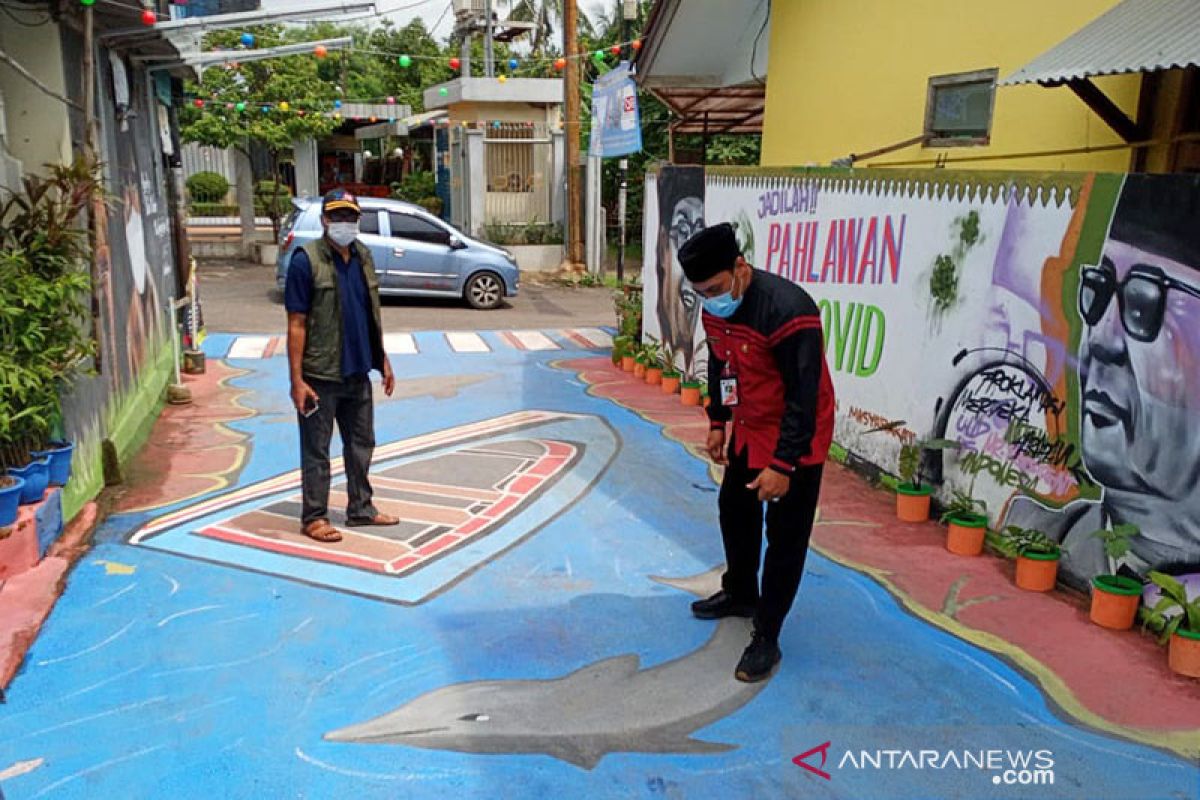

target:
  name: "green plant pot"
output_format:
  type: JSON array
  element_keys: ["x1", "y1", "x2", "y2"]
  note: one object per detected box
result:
[
  {"x1": 896, "y1": 483, "x2": 933, "y2": 496},
  {"x1": 947, "y1": 513, "x2": 987, "y2": 528},
  {"x1": 1091, "y1": 574, "x2": 1142, "y2": 595}
]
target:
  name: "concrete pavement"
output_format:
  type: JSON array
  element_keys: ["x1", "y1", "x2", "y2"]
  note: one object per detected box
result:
[{"x1": 0, "y1": 333, "x2": 1195, "y2": 799}]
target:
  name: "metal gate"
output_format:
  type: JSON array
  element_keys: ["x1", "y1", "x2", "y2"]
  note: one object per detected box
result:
[{"x1": 483, "y1": 122, "x2": 553, "y2": 225}]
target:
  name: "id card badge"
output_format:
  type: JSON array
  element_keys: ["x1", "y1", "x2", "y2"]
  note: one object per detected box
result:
[{"x1": 719, "y1": 376, "x2": 740, "y2": 407}]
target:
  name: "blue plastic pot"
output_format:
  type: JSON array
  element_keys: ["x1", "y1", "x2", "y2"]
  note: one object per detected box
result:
[
  {"x1": 7, "y1": 457, "x2": 50, "y2": 505},
  {"x1": 32, "y1": 440, "x2": 74, "y2": 487},
  {"x1": 0, "y1": 474, "x2": 24, "y2": 527}
]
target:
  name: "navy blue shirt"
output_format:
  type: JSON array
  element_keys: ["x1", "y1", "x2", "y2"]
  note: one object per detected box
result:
[{"x1": 284, "y1": 244, "x2": 374, "y2": 379}]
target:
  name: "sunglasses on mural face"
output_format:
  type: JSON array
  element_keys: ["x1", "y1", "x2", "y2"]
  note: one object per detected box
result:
[{"x1": 1078, "y1": 260, "x2": 1200, "y2": 343}]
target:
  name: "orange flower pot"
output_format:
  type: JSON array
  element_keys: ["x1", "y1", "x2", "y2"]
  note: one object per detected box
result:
[
  {"x1": 621, "y1": 355, "x2": 635, "y2": 372},
  {"x1": 1015, "y1": 552, "x2": 1060, "y2": 592},
  {"x1": 661, "y1": 374, "x2": 681, "y2": 394},
  {"x1": 1089, "y1": 575, "x2": 1142, "y2": 630},
  {"x1": 645, "y1": 367, "x2": 663, "y2": 385},
  {"x1": 681, "y1": 384, "x2": 702, "y2": 406},
  {"x1": 945, "y1": 515, "x2": 987, "y2": 556},
  {"x1": 895, "y1": 484, "x2": 932, "y2": 522},
  {"x1": 1169, "y1": 629, "x2": 1200, "y2": 678}
]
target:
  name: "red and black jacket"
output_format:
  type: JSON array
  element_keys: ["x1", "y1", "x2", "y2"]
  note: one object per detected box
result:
[{"x1": 703, "y1": 269, "x2": 836, "y2": 475}]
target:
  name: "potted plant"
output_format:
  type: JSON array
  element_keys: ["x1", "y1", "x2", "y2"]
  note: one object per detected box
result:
[
  {"x1": 1088, "y1": 524, "x2": 1144, "y2": 630},
  {"x1": 680, "y1": 366, "x2": 703, "y2": 407},
  {"x1": 7, "y1": 456, "x2": 50, "y2": 505},
  {"x1": 1144, "y1": 571, "x2": 1200, "y2": 678},
  {"x1": 611, "y1": 334, "x2": 633, "y2": 369},
  {"x1": 0, "y1": 474, "x2": 25, "y2": 529},
  {"x1": 1000, "y1": 525, "x2": 1061, "y2": 592},
  {"x1": 660, "y1": 342, "x2": 681, "y2": 395},
  {"x1": 642, "y1": 339, "x2": 664, "y2": 386},
  {"x1": 31, "y1": 441, "x2": 74, "y2": 487},
  {"x1": 0, "y1": 158, "x2": 99, "y2": 505},
  {"x1": 894, "y1": 438, "x2": 960, "y2": 522},
  {"x1": 940, "y1": 488, "x2": 988, "y2": 556},
  {"x1": 633, "y1": 351, "x2": 647, "y2": 379}
]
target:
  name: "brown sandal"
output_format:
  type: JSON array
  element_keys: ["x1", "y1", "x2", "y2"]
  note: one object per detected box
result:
[
  {"x1": 346, "y1": 513, "x2": 400, "y2": 527},
  {"x1": 302, "y1": 519, "x2": 343, "y2": 542}
]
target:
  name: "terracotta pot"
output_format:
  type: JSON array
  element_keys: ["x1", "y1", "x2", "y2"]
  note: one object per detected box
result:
[
  {"x1": 1169, "y1": 629, "x2": 1200, "y2": 678},
  {"x1": 681, "y1": 384, "x2": 702, "y2": 406},
  {"x1": 645, "y1": 367, "x2": 663, "y2": 386},
  {"x1": 945, "y1": 515, "x2": 987, "y2": 556},
  {"x1": 633, "y1": 361, "x2": 647, "y2": 379},
  {"x1": 661, "y1": 374, "x2": 681, "y2": 394},
  {"x1": 895, "y1": 484, "x2": 932, "y2": 522},
  {"x1": 621, "y1": 355, "x2": 635, "y2": 372},
  {"x1": 1088, "y1": 575, "x2": 1142, "y2": 630},
  {"x1": 1015, "y1": 551, "x2": 1060, "y2": 592}
]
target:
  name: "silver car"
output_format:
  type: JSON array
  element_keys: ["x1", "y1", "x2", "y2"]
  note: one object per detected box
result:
[{"x1": 276, "y1": 197, "x2": 520, "y2": 309}]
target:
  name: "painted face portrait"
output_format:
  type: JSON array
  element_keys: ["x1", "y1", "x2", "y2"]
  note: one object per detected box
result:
[
  {"x1": 1077, "y1": 175, "x2": 1200, "y2": 554},
  {"x1": 654, "y1": 167, "x2": 705, "y2": 371}
]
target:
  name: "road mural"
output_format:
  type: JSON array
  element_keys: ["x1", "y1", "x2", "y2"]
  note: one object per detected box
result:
[
  {"x1": 0, "y1": 331, "x2": 1196, "y2": 798},
  {"x1": 645, "y1": 167, "x2": 1200, "y2": 594}
]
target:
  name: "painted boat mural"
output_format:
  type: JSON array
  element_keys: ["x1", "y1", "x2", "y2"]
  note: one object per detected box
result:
[{"x1": 130, "y1": 411, "x2": 619, "y2": 603}]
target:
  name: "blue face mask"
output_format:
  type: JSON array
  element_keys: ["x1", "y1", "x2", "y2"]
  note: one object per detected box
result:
[{"x1": 701, "y1": 273, "x2": 744, "y2": 318}]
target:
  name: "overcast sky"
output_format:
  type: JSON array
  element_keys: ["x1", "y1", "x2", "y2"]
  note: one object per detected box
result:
[{"x1": 263, "y1": 0, "x2": 612, "y2": 42}]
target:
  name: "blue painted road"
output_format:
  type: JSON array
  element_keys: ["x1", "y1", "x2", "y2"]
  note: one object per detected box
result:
[{"x1": 0, "y1": 331, "x2": 1196, "y2": 799}]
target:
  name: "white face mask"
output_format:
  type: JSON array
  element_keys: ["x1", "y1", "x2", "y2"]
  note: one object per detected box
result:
[{"x1": 327, "y1": 222, "x2": 359, "y2": 247}]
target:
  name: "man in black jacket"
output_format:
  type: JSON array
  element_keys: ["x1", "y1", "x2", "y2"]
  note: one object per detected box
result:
[{"x1": 677, "y1": 223, "x2": 836, "y2": 682}]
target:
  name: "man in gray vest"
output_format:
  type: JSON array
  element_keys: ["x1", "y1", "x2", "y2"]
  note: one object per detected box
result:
[{"x1": 285, "y1": 188, "x2": 397, "y2": 542}]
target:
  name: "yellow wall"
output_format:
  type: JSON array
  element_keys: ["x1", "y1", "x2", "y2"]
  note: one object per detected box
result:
[
  {"x1": 761, "y1": 0, "x2": 1140, "y2": 172},
  {"x1": 0, "y1": 22, "x2": 71, "y2": 178}
]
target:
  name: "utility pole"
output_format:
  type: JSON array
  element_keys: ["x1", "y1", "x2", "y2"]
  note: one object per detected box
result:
[
  {"x1": 616, "y1": 1, "x2": 636, "y2": 283},
  {"x1": 563, "y1": 0, "x2": 584, "y2": 267}
]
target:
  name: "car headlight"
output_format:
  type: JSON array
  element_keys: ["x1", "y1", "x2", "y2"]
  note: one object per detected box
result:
[{"x1": 503, "y1": 249, "x2": 517, "y2": 263}]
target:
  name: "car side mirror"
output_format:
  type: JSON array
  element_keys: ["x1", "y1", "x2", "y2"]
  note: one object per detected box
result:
[{"x1": 448, "y1": 235, "x2": 466, "y2": 250}]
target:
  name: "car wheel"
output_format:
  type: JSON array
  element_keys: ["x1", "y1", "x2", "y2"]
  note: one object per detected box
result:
[{"x1": 464, "y1": 271, "x2": 504, "y2": 310}]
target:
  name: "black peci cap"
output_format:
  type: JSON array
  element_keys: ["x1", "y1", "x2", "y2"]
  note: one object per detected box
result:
[
  {"x1": 1108, "y1": 174, "x2": 1200, "y2": 269},
  {"x1": 677, "y1": 222, "x2": 741, "y2": 283}
]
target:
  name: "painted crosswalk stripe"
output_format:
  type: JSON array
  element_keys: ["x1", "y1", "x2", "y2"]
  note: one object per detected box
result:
[
  {"x1": 572, "y1": 328, "x2": 612, "y2": 348},
  {"x1": 227, "y1": 336, "x2": 272, "y2": 359},
  {"x1": 507, "y1": 330, "x2": 560, "y2": 351},
  {"x1": 445, "y1": 332, "x2": 490, "y2": 353},
  {"x1": 384, "y1": 333, "x2": 418, "y2": 354}
]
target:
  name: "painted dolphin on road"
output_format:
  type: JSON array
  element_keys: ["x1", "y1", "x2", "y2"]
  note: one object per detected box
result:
[{"x1": 324, "y1": 566, "x2": 770, "y2": 768}]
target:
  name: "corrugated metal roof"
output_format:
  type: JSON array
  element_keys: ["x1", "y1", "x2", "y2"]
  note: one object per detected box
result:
[
  {"x1": 1002, "y1": 0, "x2": 1200, "y2": 85},
  {"x1": 1003, "y1": 0, "x2": 1200, "y2": 85}
]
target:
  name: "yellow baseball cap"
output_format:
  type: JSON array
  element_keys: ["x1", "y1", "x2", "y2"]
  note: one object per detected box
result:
[{"x1": 322, "y1": 188, "x2": 361, "y2": 215}]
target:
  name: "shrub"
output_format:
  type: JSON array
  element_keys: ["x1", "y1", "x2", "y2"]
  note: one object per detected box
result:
[
  {"x1": 391, "y1": 171, "x2": 437, "y2": 203},
  {"x1": 185, "y1": 171, "x2": 230, "y2": 203}
]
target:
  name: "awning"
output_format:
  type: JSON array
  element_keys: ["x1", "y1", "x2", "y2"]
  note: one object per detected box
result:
[
  {"x1": 1002, "y1": 0, "x2": 1200, "y2": 86},
  {"x1": 634, "y1": 0, "x2": 769, "y2": 135},
  {"x1": 647, "y1": 86, "x2": 766, "y2": 135}
]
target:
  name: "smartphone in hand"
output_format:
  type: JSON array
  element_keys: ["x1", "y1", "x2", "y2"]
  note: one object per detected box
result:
[{"x1": 302, "y1": 397, "x2": 320, "y2": 418}]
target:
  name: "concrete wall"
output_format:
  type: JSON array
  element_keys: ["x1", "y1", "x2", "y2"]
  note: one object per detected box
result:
[
  {"x1": 761, "y1": 0, "x2": 1140, "y2": 172},
  {"x1": 0, "y1": 22, "x2": 72, "y2": 181},
  {"x1": 642, "y1": 165, "x2": 1200, "y2": 594}
]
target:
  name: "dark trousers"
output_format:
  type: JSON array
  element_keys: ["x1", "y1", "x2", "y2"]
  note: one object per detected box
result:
[
  {"x1": 719, "y1": 444, "x2": 823, "y2": 641},
  {"x1": 298, "y1": 375, "x2": 379, "y2": 525}
]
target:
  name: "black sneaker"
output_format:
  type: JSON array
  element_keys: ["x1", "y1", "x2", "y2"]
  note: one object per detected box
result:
[
  {"x1": 690, "y1": 591, "x2": 756, "y2": 620},
  {"x1": 735, "y1": 631, "x2": 781, "y2": 682}
]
